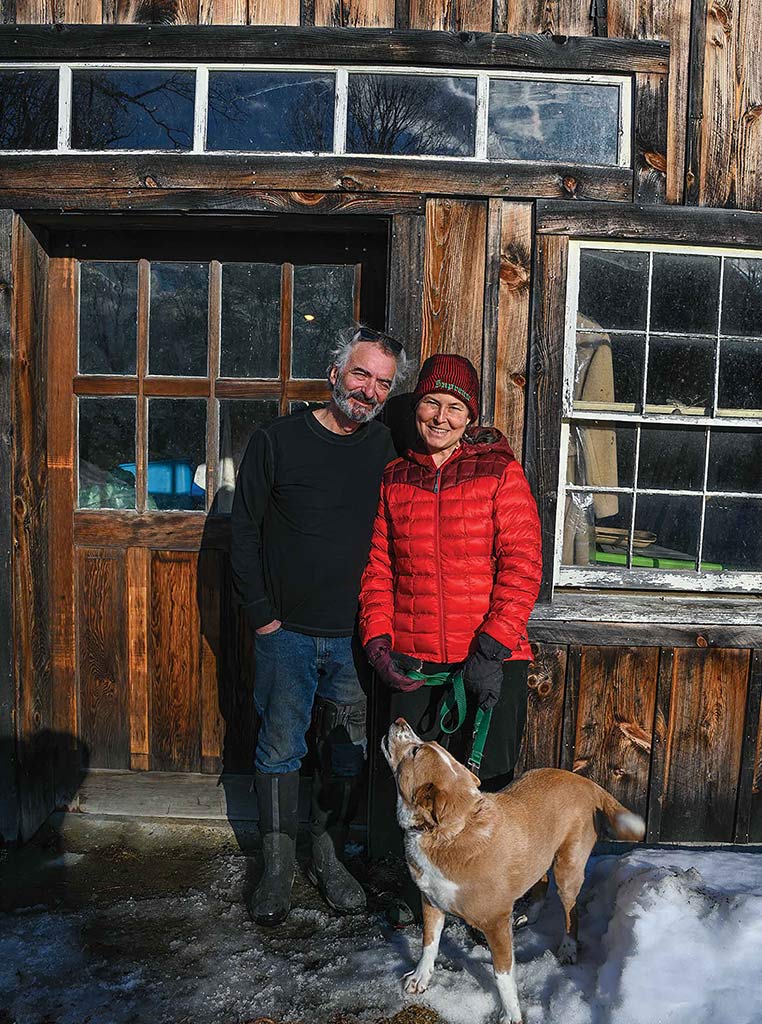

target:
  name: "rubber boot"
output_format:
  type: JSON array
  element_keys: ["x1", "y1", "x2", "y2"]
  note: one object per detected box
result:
[
  {"x1": 306, "y1": 698, "x2": 367, "y2": 914},
  {"x1": 250, "y1": 769, "x2": 299, "y2": 926}
]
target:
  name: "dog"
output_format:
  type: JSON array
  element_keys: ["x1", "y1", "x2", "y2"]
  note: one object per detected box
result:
[{"x1": 382, "y1": 718, "x2": 645, "y2": 1024}]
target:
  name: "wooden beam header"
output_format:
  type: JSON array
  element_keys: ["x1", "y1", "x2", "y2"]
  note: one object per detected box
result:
[{"x1": 0, "y1": 26, "x2": 669, "y2": 74}]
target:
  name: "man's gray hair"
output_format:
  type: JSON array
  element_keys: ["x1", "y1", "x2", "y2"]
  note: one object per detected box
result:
[{"x1": 327, "y1": 325, "x2": 409, "y2": 390}]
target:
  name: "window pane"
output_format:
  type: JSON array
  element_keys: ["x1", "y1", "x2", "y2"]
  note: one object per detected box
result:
[
  {"x1": 634, "y1": 493, "x2": 702, "y2": 567},
  {"x1": 220, "y1": 264, "x2": 280, "y2": 379},
  {"x1": 703, "y1": 498, "x2": 762, "y2": 571},
  {"x1": 708, "y1": 431, "x2": 762, "y2": 493},
  {"x1": 574, "y1": 332, "x2": 644, "y2": 411},
  {"x1": 638, "y1": 427, "x2": 706, "y2": 491},
  {"x1": 292, "y1": 265, "x2": 356, "y2": 379},
  {"x1": 566, "y1": 422, "x2": 636, "y2": 490},
  {"x1": 721, "y1": 258, "x2": 762, "y2": 338},
  {"x1": 488, "y1": 80, "x2": 620, "y2": 165},
  {"x1": 79, "y1": 262, "x2": 138, "y2": 375},
  {"x1": 207, "y1": 72, "x2": 334, "y2": 153},
  {"x1": 78, "y1": 397, "x2": 136, "y2": 510},
  {"x1": 346, "y1": 74, "x2": 476, "y2": 157},
  {"x1": 0, "y1": 69, "x2": 58, "y2": 150},
  {"x1": 646, "y1": 335, "x2": 715, "y2": 413},
  {"x1": 718, "y1": 338, "x2": 762, "y2": 413},
  {"x1": 147, "y1": 399, "x2": 206, "y2": 511},
  {"x1": 71, "y1": 70, "x2": 195, "y2": 151},
  {"x1": 577, "y1": 250, "x2": 649, "y2": 331},
  {"x1": 562, "y1": 491, "x2": 633, "y2": 567},
  {"x1": 216, "y1": 399, "x2": 279, "y2": 512},
  {"x1": 650, "y1": 254, "x2": 720, "y2": 334},
  {"x1": 149, "y1": 263, "x2": 208, "y2": 376}
]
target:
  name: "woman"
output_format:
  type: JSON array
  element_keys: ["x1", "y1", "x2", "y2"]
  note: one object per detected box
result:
[{"x1": 360, "y1": 353, "x2": 542, "y2": 798}]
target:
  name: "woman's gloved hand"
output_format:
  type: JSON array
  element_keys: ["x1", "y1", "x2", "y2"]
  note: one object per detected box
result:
[
  {"x1": 364, "y1": 635, "x2": 424, "y2": 692},
  {"x1": 463, "y1": 633, "x2": 512, "y2": 710}
]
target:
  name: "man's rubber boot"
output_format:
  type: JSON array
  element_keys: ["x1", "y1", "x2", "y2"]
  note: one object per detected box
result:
[
  {"x1": 307, "y1": 698, "x2": 367, "y2": 914},
  {"x1": 251, "y1": 769, "x2": 299, "y2": 926}
]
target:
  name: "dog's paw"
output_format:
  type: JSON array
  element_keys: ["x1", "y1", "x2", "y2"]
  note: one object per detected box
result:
[
  {"x1": 557, "y1": 934, "x2": 578, "y2": 965},
  {"x1": 498, "y1": 1016, "x2": 523, "y2": 1024},
  {"x1": 402, "y1": 966, "x2": 432, "y2": 994}
]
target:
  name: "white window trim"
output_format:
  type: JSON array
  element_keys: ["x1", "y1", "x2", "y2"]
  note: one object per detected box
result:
[
  {"x1": 556, "y1": 238, "x2": 762, "y2": 595},
  {"x1": 1, "y1": 61, "x2": 631, "y2": 167}
]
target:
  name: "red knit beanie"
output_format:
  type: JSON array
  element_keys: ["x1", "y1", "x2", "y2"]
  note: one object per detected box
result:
[{"x1": 413, "y1": 354, "x2": 480, "y2": 422}]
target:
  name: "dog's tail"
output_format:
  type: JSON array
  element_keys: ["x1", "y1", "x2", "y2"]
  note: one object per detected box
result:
[{"x1": 595, "y1": 786, "x2": 646, "y2": 841}]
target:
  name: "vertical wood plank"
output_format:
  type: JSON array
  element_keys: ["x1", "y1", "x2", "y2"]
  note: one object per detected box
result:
[
  {"x1": 572, "y1": 646, "x2": 659, "y2": 819},
  {"x1": 250, "y1": 0, "x2": 299, "y2": 21},
  {"x1": 199, "y1": 0, "x2": 248, "y2": 23},
  {"x1": 115, "y1": 0, "x2": 199, "y2": 22},
  {"x1": 54, "y1": 0, "x2": 102, "y2": 20},
  {"x1": 12, "y1": 218, "x2": 54, "y2": 841},
  {"x1": 15, "y1": 0, "x2": 54, "y2": 20},
  {"x1": 480, "y1": 199, "x2": 502, "y2": 429},
  {"x1": 408, "y1": 0, "x2": 449, "y2": 30},
  {"x1": 387, "y1": 212, "x2": 425, "y2": 370},
  {"x1": 47, "y1": 259, "x2": 77, "y2": 749},
  {"x1": 659, "y1": 647, "x2": 750, "y2": 842},
  {"x1": 344, "y1": 0, "x2": 395, "y2": 25},
  {"x1": 516, "y1": 643, "x2": 567, "y2": 775},
  {"x1": 524, "y1": 232, "x2": 568, "y2": 602},
  {"x1": 421, "y1": 198, "x2": 487, "y2": 369},
  {"x1": 734, "y1": 0, "x2": 762, "y2": 209},
  {"x1": 609, "y1": 0, "x2": 691, "y2": 204},
  {"x1": 735, "y1": 649, "x2": 762, "y2": 843},
  {"x1": 0, "y1": 1, "x2": 16, "y2": 24},
  {"x1": 494, "y1": 201, "x2": 531, "y2": 459},
  {"x1": 313, "y1": 0, "x2": 340, "y2": 22},
  {"x1": 0, "y1": 210, "x2": 19, "y2": 841},
  {"x1": 500, "y1": 1, "x2": 592, "y2": 34},
  {"x1": 633, "y1": 71, "x2": 668, "y2": 203},
  {"x1": 560, "y1": 645, "x2": 581, "y2": 772},
  {"x1": 127, "y1": 546, "x2": 150, "y2": 771},
  {"x1": 198, "y1": 547, "x2": 225, "y2": 774},
  {"x1": 150, "y1": 550, "x2": 201, "y2": 773},
  {"x1": 77, "y1": 548, "x2": 129, "y2": 768},
  {"x1": 453, "y1": 0, "x2": 490, "y2": 31},
  {"x1": 646, "y1": 646, "x2": 674, "y2": 842}
]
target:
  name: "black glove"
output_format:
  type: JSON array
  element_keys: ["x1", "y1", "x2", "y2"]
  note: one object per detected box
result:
[{"x1": 463, "y1": 633, "x2": 512, "y2": 711}]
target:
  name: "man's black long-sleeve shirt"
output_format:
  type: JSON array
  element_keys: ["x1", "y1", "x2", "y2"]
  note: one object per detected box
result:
[{"x1": 230, "y1": 408, "x2": 396, "y2": 637}]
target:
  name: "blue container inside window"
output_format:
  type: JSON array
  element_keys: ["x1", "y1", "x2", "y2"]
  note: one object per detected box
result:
[{"x1": 119, "y1": 460, "x2": 203, "y2": 496}]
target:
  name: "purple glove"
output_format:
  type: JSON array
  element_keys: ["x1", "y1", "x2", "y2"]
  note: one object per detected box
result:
[{"x1": 365, "y1": 635, "x2": 424, "y2": 692}]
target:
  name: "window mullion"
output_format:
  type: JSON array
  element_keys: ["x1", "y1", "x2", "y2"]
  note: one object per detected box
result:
[
  {"x1": 194, "y1": 65, "x2": 209, "y2": 154},
  {"x1": 58, "y1": 64, "x2": 72, "y2": 151},
  {"x1": 136, "y1": 258, "x2": 150, "y2": 514},
  {"x1": 334, "y1": 68, "x2": 348, "y2": 156},
  {"x1": 206, "y1": 260, "x2": 222, "y2": 511},
  {"x1": 474, "y1": 73, "x2": 489, "y2": 160}
]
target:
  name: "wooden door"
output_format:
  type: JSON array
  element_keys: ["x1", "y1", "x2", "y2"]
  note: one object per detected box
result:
[{"x1": 47, "y1": 219, "x2": 387, "y2": 774}]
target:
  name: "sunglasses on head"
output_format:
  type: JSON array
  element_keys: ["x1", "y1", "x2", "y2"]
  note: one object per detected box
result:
[{"x1": 353, "y1": 326, "x2": 403, "y2": 355}]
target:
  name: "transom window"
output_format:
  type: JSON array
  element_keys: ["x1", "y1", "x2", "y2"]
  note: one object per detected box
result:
[
  {"x1": 74, "y1": 229, "x2": 380, "y2": 515},
  {"x1": 0, "y1": 63, "x2": 631, "y2": 167},
  {"x1": 558, "y1": 240, "x2": 762, "y2": 592}
]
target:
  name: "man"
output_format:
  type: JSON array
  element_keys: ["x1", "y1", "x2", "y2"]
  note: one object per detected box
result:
[{"x1": 230, "y1": 327, "x2": 405, "y2": 926}]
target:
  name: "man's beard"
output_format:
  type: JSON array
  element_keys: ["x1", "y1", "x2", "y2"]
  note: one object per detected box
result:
[{"x1": 332, "y1": 377, "x2": 382, "y2": 424}]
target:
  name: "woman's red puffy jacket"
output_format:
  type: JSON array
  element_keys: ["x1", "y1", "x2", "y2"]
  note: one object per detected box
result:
[{"x1": 359, "y1": 428, "x2": 542, "y2": 663}]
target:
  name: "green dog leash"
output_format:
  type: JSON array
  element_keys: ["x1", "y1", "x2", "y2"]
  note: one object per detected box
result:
[{"x1": 404, "y1": 668, "x2": 493, "y2": 776}]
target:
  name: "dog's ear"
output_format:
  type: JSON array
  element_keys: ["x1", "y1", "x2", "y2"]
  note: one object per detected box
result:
[
  {"x1": 412, "y1": 782, "x2": 438, "y2": 828},
  {"x1": 430, "y1": 784, "x2": 472, "y2": 841}
]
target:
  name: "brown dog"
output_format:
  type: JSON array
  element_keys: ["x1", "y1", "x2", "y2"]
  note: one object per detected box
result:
[{"x1": 383, "y1": 718, "x2": 645, "y2": 1024}]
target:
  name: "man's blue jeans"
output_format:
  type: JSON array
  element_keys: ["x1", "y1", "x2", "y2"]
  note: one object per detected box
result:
[{"x1": 253, "y1": 627, "x2": 366, "y2": 776}]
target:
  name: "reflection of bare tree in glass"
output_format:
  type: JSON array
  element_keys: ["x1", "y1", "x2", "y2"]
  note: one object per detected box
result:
[
  {"x1": 207, "y1": 76, "x2": 333, "y2": 152},
  {"x1": 149, "y1": 264, "x2": 208, "y2": 375},
  {"x1": 74, "y1": 73, "x2": 193, "y2": 149},
  {"x1": 346, "y1": 76, "x2": 458, "y2": 155},
  {"x1": 286, "y1": 82, "x2": 334, "y2": 152},
  {"x1": 81, "y1": 264, "x2": 137, "y2": 375},
  {"x1": 0, "y1": 74, "x2": 58, "y2": 148}
]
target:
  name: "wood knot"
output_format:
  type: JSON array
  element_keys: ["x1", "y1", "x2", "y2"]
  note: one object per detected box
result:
[
  {"x1": 339, "y1": 176, "x2": 363, "y2": 191},
  {"x1": 142, "y1": 176, "x2": 159, "y2": 188},
  {"x1": 537, "y1": 680, "x2": 552, "y2": 698},
  {"x1": 696, "y1": 635, "x2": 709, "y2": 648},
  {"x1": 562, "y1": 175, "x2": 578, "y2": 197},
  {"x1": 743, "y1": 104, "x2": 762, "y2": 125},
  {"x1": 645, "y1": 150, "x2": 667, "y2": 174},
  {"x1": 511, "y1": 373, "x2": 527, "y2": 389},
  {"x1": 499, "y1": 252, "x2": 530, "y2": 291}
]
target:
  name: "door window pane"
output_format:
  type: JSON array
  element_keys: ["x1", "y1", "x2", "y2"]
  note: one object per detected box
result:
[
  {"x1": 0, "y1": 69, "x2": 58, "y2": 150},
  {"x1": 79, "y1": 262, "x2": 138, "y2": 375},
  {"x1": 703, "y1": 498, "x2": 762, "y2": 571},
  {"x1": 147, "y1": 399, "x2": 207, "y2": 511},
  {"x1": 721, "y1": 258, "x2": 762, "y2": 338},
  {"x1": 562, "y1": 491, "x2": 634, "y2": 567},
  {"x1": 646, "y1": 335, "x2": 715, "y2": 413},
  {"x1": 707, "y1": 431, "x2": 762, "y2": 493},
  {"x1": 638, "y1": 427, "x2": 706, "y2": 491},
  {"x1": 718, "y1": 338, "x2": 762, "y2": 413},
  {"x1": 207, "y1": 72, "x2": 334, "y2": 153},
  {"x1": 149, "y1": 263, "x2": 209, "y2": 377},
  {"x1": 71, "y1": 70, "x2": 195, "y2": 151},
  {"x1": 574, "y1": 331, "x2": 645, "y2": 411},
  {"x1": 292, "y1": 265, "x2": 356, "y2": 379},
  {"x1": 216, "y1": 399, "x2": 279, "y2": 512},
  {"x1": 577, "y1": 250, "x2": 649, "y2": 331},
  {"x1": 650, "y1": 254, "x2": 720, "y2": 334},
  {"x1": 78, "y1": 397, "x2": 136, "y2": 510},
  {"x1": 634, "y1": 493, "x2": 702, "y2": 567},
  {"x1": 488, "y1": 80, "x2": 620, "y2": 165},
  {"x1": 566, "y1": 422, "x2": 636, "y2": 490},
  {"x1": 220, "y1": 264, "x2": 281, "y2": 379},
  {"x1": 346, "y1": 74, "x2": 476, "y2": 157}
]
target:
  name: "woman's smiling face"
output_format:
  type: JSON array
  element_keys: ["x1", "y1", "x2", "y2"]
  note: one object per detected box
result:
[{"x1": 415, "y1": 392, "x2": 471, "y2": 459}]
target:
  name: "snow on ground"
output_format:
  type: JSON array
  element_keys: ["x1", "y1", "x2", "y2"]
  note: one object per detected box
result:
[{"x1": 1, "y1": 817, "x2": 762, "y2": 1024}]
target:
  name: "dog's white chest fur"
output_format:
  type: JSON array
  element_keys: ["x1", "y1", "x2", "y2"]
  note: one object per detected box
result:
[{"x1": 403, "y1": 830, "x2": 459, "y2": 912}]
